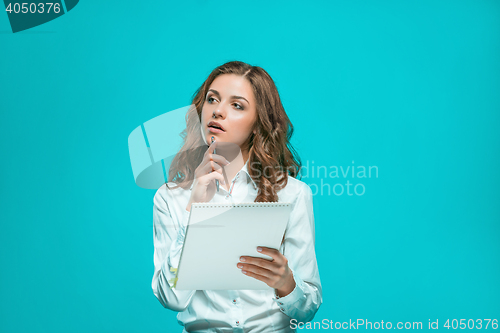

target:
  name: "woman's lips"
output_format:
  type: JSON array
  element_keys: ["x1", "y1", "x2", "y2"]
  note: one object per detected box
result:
[
  {"x1": 208, "y1": 121, "x2": 225, "y2": 131},
  {"x1": 208, "y1": 126, "x2": 225, "y2": 133}
]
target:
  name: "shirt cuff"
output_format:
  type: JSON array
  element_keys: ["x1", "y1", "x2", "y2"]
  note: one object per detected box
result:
[{"x1": 272, "y1": 268, "x2": 305, "y2": 313}]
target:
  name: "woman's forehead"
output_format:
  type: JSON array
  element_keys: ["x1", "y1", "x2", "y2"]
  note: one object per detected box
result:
[{"x1": 210, "y1": 74, "x2": 254, "y2": 99}]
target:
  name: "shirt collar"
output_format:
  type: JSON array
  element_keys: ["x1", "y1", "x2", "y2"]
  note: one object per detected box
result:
[{"x1": 241, "y1": 159, "x2": 258, "y2": 189}]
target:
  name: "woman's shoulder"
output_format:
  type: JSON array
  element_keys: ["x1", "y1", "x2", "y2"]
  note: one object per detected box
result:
[
  {"x1": 279, "y1": 175, "x2": 313, "y2": 202},
  {"x1": 287, "y1": 175, "x2": 313, "y2": 193},
  {"x1": 153, "y1": 181, "x2": 190, "y2": 205}
]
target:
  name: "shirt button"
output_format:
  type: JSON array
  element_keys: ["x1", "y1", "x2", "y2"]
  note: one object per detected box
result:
[
  {"x1": 232, "y1": 299, "x2": 237, "y2": 304},
  {"x1": 278, "y1": 302, "x2": 283, "y2": 305},
  {"x1": 280, "y1": 308, "x2": 285, "y2": 311},
  {"x1": 236, "y1": 320, "x2": 240, "y2": 326}
]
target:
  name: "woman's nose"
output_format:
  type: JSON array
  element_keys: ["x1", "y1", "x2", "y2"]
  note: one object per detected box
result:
[{"x1": 213, "y1": 107, "x2": 226, "y2": 119}]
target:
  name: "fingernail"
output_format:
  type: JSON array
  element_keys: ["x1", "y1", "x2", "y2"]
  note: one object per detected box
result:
[
  {"x1": 242, "y1": 270, "x2": 247, "y2": 274},
  {"x1": 240, "y1": 257, "x2": 246, "y2": 262},
  {"x1": 257, "y1": 247, "x2": 262, "y2": 252},
  {"x1": 237, "y1": 264, "x2": 243, "y2": 268},
  {"x1": 225, "y1": 159, "x2": 230, "y2": 165}
]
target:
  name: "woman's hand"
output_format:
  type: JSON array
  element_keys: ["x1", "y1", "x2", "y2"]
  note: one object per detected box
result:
[
  {"x1": 237, "y1": 246, "x2": 296, "y2": 297},
  {"x1": 186, "y1": 140, "x2": 230, "y2": 212}
]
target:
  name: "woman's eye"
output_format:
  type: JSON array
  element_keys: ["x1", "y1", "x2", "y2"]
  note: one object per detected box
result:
[
  {"x1": 207, "y1": 97, "x2": 216, "y2": 103},
  {"x1": 234, "y1": 103, "x2": 244, "y2": 110}
]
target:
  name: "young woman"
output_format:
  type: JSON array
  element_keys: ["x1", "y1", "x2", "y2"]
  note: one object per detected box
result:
[{"x1": 152, "y1": 61, "x2": 322, "y2": 332}]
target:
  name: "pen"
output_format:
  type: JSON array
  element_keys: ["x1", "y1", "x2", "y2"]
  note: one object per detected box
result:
[{"x1": 211, "y1": 136, "x2": 219, "y2": 192}]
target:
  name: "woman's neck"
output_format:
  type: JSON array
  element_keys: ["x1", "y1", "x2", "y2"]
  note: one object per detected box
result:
[{"x1": 220, "y1": 148, "x2": 248, "y2": 192}]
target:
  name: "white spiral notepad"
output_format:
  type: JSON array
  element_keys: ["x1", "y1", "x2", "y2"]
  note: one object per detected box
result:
[{"x1": 175, "y1": 202, "x2": 292, "y2": 290}]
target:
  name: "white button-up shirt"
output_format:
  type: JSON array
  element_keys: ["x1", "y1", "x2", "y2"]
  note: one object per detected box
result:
[{"x1": 152, "y1": 160, "x2": 322, "y2": 332}]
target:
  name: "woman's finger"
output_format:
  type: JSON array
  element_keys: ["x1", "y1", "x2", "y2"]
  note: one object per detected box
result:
[
  {"x1": 239, "y1": 264, "x2": 274, "y2": 279},
  {"x1": 202, "y1": 143, "x2": 230, "y2": 169},
  {"x1": 198, "y1": 160, "x2": 223, "y2": 176},
  {"x1": 200, "y1": 169, "x2": 225, "y2": 185},
  {"x1": 254, "y1": 247, "x2": 283, "y2": 264},
  {"x1": 208, "y1": 153, "x2": 230, "y2": 166},
  {"x1": 240, "y1": 270, "x2": 272, "y2": 286},
  {"x1": 239, "y1": 256, "x2": 279, "y2": 272},
  {"x1": 197, "y1": 161, "x2": 225, "y2": 185},
  {"x1": 203, "y1": 139, "x2": 218, "y2": 159}
]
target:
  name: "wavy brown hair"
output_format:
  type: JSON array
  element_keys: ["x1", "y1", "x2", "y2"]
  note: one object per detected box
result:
[{"x1": 167, "y1": 60, "x2": 301, "y2": 202}]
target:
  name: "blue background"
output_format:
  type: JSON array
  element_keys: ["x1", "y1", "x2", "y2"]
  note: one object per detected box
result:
[{"x1": 1, "y1": 0, "x2": 499, "y2": 331}]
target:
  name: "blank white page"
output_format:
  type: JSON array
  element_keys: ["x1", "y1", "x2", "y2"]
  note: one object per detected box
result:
[{"x1": 175, "y1": 202, "x2": 292, "y2": 290}]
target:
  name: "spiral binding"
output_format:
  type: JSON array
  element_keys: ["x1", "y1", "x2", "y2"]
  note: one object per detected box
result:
[{"x1": 192, "y1": 202, "x2": 291, "y2": 209}]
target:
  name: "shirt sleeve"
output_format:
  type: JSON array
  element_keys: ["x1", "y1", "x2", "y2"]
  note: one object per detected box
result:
[
  {"x1": 151, "y1": 186, "x2": 196, "y2": 312},
  {"x1": 272, "y1": 184, "x2": 323, "y2": 322}
]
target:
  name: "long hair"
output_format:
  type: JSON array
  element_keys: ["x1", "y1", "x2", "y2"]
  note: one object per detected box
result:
[{"x1": 167, "y1": 60, "x2": 301, "y2": 202}]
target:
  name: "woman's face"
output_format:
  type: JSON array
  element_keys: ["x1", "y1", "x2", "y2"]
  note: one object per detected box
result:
[{"x1": 201, "y1": 74, "x2": 258, "y2": 152}]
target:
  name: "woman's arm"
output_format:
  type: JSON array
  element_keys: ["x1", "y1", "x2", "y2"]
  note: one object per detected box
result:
[
  {"x1": 272, "y1": 184, "x2": 323, "y2": 322},
  {"x1": 151, "y1": 187, "x2": 196, "y2": 311}
]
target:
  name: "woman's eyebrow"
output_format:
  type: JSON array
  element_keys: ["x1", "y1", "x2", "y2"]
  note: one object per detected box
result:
[{"x1": 208, "y1": 89, "x2": 249, "y2": 104}]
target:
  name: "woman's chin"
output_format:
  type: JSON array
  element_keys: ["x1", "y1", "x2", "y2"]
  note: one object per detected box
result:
[
  {"x1": 206, "y1": 131, "x2": 226, "y2": 142},
  {"x1": 206, "y1": 133, "x2": 219, "y2": 142}
]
